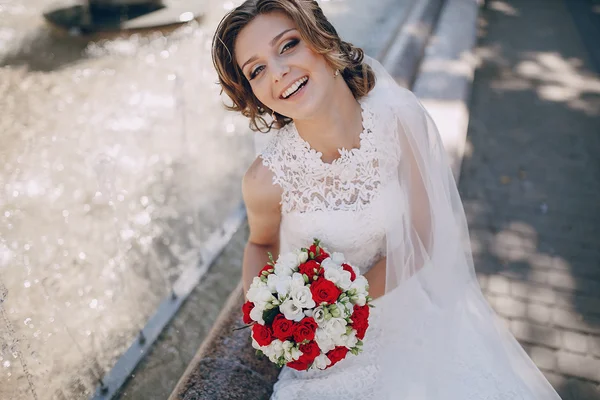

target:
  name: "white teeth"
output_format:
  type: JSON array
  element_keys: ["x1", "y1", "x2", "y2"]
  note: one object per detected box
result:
[{"x1": 282, "y1": 77, "x2": 308, "y2": 99}]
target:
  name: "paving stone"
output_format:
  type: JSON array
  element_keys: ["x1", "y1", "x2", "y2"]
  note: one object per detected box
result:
[
  {"x1": 459, "y1": 0, "x2": 600, "y2": 390},
  {"x1": 562, "y1": 331, "x2": 589, "y2": 354},
  {"x1": 510, "y1": 281, "x2": 556, "y2": 305},
  {"x1": 488, "y1": 275, "x2": 511, "y2": 295},
  {"x1": 526, "y1": 303, "x2": 552, "y2": 325},
  {"x1": 493, "y1": 295, "x2": 527, "y2": 319},
  {"x1": 557, "y1": 352, "x2": 600, "y2": 382},
  {"x1": 552, "y1": 309, "x2": 600, "y2": 335},
  {"x1": 589, "y1": 335, "x2": 600, "y2": 358},
  {"x1": 556, "y1": 378, "x2": 600, "y2": 400},
  {"x1": 510, "y1": 320, "x2": 561, "y2": 349},
  {"x1": 528, "y1": 345, "x2": 558, "y2": 371}
]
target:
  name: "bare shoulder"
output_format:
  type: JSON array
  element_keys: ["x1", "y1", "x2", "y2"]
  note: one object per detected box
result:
[{"x1": 242, "y1": 156, "x2": 282, "y2": 213}]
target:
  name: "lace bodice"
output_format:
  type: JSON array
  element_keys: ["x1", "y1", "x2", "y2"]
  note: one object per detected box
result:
[{"x1": 259, "y1": 96, "x2": 397, "y2": 273}]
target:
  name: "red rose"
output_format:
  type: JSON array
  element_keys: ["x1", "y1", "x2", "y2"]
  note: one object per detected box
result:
[
  {"x1": 298, "y1": 260, "x2": 322, "y2": 282},
  {"x1": 242, "y1": 301, "x2": 254, "y2": 325},
  {"x1": 286, "y1": 358, "x2": 310, "y2": 371},
  {"x1": 309, "y1": 244, "x2": 329, "y2": 262},
  {"x1": 352, "y1": 304, "x2": 370, "y2": 322},
  {"x1": 326, "y1": 346, "x2": 349, "y2": 367},
  {"x1": 272, "y1": 314, "x2": 295, "y2": 341},
  {"x1": 353, "y1": 318, "x2": 369, "y2": 340},
  {"x1": 258, "y1": 264, "x2": 273, "y2": 277},
  {"x1": 351, "y1": 304, "x2": 370, "y2": 339},
  {"x1": 292, "y1": 317, "x2": 318, "y2": 343},
  {"x1": 310, "y1": 277, "x2": 342, "y2": 305},
  {"x1": 342, "y1": 263, "x2": 356, "y2": 281},
  {"x1": 252, "y1": 323, "x2": 274, "y2": 347},
  {"x1": 299, "y1": 341, "x2": 321, "y2": 363},
  {"x1": 287, "y1": 341, "x2": 321, "y2": 371}
]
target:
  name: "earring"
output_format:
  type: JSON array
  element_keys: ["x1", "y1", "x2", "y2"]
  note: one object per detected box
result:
[
  {"x1": 334, "y1": 69, "x2": 340, "y2": 77},
  {"x1": 271, "y1": 110, "x2": 276, "y2": 119}
]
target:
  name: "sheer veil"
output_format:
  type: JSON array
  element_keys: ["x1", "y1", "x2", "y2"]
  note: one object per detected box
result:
[
  {"x1": 253, "y1": 55, "x2": 561, "y2": 399},
  {"x1": 365, "y1": 55, "x2": 561, "y2": 399}
]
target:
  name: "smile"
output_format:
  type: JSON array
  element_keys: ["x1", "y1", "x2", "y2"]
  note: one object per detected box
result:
[{"x1": 281, "y1": 76, "x2": 309, "y2": 99}]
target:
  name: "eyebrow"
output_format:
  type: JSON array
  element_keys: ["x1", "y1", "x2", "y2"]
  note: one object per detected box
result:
[{"x1": 240, "y1": 28, "x2": 297, "y2": 72}]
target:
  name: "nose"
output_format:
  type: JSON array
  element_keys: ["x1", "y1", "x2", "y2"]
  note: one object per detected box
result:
[{"x1": 271, "y1": 60, "x2": 290, "y2": 83}]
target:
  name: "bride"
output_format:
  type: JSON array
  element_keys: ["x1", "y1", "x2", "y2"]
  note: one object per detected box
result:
[{"x1": 212, "y1": 0, "x2": 562, "y2": 399}]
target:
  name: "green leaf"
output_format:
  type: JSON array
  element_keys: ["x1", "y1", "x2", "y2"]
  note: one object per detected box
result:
[
  {"x1": 262, "y1": 306, "x2": 280, "y2": 325},
  {"x1": 303, "y1": 273, "x2": 309, "y2": 284}
]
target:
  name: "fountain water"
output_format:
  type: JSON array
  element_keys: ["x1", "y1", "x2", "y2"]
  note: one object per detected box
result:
[
  {"x1": 0, "y1": 0, "x2": 419, "y2": 398},
  {"x1": 43, "y1": 0, "x2": 202, "y2": 34}
]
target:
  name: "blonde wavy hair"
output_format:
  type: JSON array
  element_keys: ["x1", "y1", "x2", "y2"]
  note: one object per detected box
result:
[{"x1": 212, "y1": 0, "x2": 376, "y2": 132}]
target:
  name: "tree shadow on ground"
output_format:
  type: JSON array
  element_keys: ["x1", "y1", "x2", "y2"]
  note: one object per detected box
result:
[{"x1": 461, "y1": 0, "x2": 600, "y2": 398}]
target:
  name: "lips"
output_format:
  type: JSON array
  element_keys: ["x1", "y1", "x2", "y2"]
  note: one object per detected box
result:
[{"x1": 280, "y1": 76, "x2": 309, "y2": 99}]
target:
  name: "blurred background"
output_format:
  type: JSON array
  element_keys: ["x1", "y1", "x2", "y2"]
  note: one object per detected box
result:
[
  {"x1": 0, "y1": 0, "x2": 599, "y2": 399},
  {"x1": 0, "y1": 0, "x2": 419, "y2": 398}
]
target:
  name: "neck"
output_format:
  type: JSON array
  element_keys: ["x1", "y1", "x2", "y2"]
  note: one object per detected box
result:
[{"x1": 293, "y1": 79, "x2": 363, "y2": 163}]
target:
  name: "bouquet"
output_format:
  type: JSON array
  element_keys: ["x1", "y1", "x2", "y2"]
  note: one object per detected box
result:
[{"x1": 241, "y1": 239, "x2": 373, "y2": 371}]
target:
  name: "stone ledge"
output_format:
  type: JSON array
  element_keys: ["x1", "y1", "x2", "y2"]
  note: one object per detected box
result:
[{"x1": 169, "y1": 281, "x2": 281, "y2": 400}]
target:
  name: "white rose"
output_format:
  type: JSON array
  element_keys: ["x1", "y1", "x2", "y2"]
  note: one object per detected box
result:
[
  {"x1": 331, "y1": 252, "x2": 345, "y2": 265},
  {"x1": 258, "y1": 287, "x2": 276, "y2": 303},
  {"x1": 315, "y1": 327, "x2": 335, "y2": 353},
  {"x1": 353, "y1": 293, "x2": 367, "y2": 306},
  {"x1": 246, "y1": 281, "x2": 267, "y2": 303},
  {"x1": 291, "y1": 286, "x2": 316, "y2": 309},
  {"x1": 350, "y1": 275, "x2": 369, "y2": 294},
  {"x1": 272, "y1": 340, "x2": 283, "y2": 354},
  {"x1": 282, "y1": 340, "x2": 295, "y2": 362},
  {"x1": 338, "y1": 330, "x2": 358, "y2": 348},
  {"x1": 337, "y1": 270, "x2": 353, "y2": 291},
  {"x1": 250, "y1": 276, "x2": 265, "y2": 289},
  {"x1": 313, "y1": 353, "x2": 332, "y2": 370},
  {"x1": 276, "y1": 273, "x2": 304, "y2": 297},
  {"x1": 296, "y1": 250, "x2": 309, "y2": 264},
  {"x1": 312, "y1": 306, "x2": 326, "y2": 326},
  {"x1": 275, "y1": 275, "x2": 292, "y2": 297},
  {"x1": 250, "y1": 305, "x2": 265, "y2": 325},
  {"x1": 324, "y1": 267, "x2": 342, "y2": 285},
  {"x1": 291, "y1": 346, "x2": 302, "y2": 361},
  {"x1": 324, "y1": 317, "x2": 347, "y2": 338},
  {"x1": 290, "y1": 272, "x2": 306, "y2": 289},
  {"x1": 275, "y1": 252, "x2": 299, "y2": 276},
  {"x1": 320, "y1": 258, "x2": 339, "y2": 271},
  {"x1": 263, "y1": 339, "x2": 284, "y2": 362},
  {"x1": 251, "y1": 337, "x2": 261, "y2": 350},
  {"x1": 266, "y1": 273, "x2": 280, "y2": 293},
  {"x1": 279, "y1": 299, "x2": 305, "y2": 322}
]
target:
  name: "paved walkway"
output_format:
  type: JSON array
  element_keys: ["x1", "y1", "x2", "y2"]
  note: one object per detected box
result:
[{"x1": 460, "y1": 0, "x2": 600, "y2": 398}]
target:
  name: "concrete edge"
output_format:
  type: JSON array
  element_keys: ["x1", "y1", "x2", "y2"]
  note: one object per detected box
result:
[
  {"x1": 380, "y1": 0, "x2": 446, "y2": 88},
  {"x1": 168, "y1": 280, "x2": 244, "y2": 400},
  {"x1": 412, "y1": 0, "x2": 483, "y2": 181}
]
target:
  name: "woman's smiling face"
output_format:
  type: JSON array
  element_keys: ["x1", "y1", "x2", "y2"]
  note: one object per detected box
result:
[{"x1": 235, "y1": 12, "x2": 337, "y2": 121}]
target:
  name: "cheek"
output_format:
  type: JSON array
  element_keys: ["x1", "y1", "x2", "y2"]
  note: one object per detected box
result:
[{"x1": 250, "y1": 81, "x2": 274, "y2": 110}]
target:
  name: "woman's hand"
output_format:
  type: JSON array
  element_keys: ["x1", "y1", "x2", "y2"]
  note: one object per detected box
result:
[{"x1": 363, "y1": 257, "x2": 386, "y2": 300}]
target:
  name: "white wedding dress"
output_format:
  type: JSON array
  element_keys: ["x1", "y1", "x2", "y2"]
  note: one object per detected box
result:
[{"x1": 257, "y1": 69, "x2": 560, "y2": 399}]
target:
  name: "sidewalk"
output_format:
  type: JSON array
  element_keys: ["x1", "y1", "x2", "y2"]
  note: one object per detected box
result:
[{"x1": 460, "y1": 0, "x2": 600, "y2": 398}]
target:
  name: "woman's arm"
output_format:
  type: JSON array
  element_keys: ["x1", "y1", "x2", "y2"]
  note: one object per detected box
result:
[
  {"x1": 363, "y1": 257, "x2": 387, "y2": 300},
  {"x1": 241, "y1": 157, "x2": 282, "y2": 296}
]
